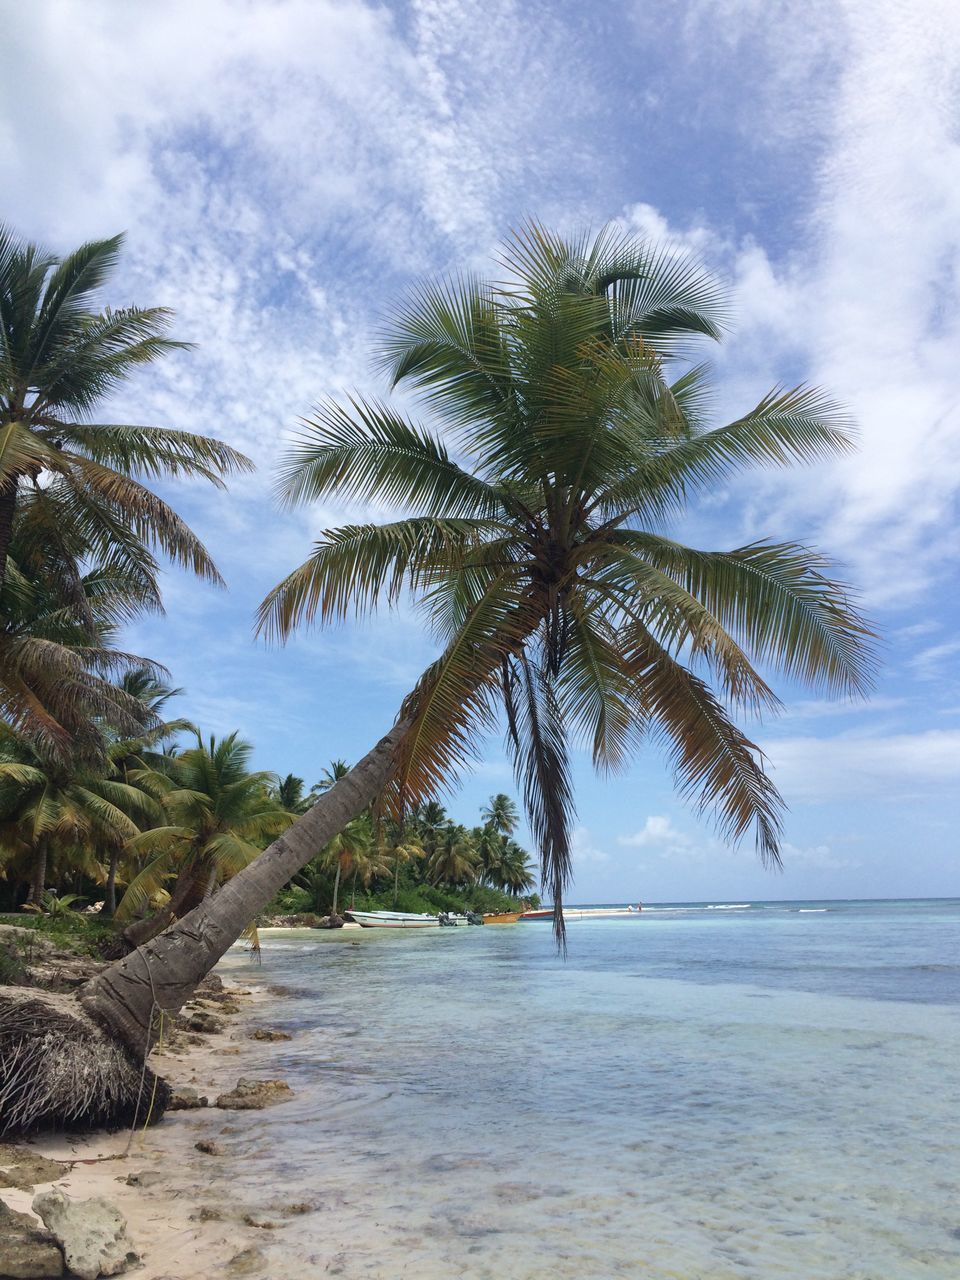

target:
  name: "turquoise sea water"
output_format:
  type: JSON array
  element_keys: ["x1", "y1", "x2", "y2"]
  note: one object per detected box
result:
[{"x1": 211, "y1": 899, "x2": 960, "y2": 1279}]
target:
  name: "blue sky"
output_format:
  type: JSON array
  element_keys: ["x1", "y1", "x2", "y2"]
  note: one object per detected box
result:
[{"x1": 4, "y1": 0, "x2": 959, "y2": 902}]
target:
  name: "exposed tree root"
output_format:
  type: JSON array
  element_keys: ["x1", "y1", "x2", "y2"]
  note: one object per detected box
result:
[{"x1": 0, "y1": 987, "x2": 170, "y2": 1135}]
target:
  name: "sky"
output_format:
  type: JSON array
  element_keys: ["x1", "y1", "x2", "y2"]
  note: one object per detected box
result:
[{"x1": 3, "y1": 0, "x2": 959, "y2": 903}]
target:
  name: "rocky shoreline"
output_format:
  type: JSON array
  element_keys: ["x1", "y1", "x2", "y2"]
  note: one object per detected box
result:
[{"x1": 1, "y1": 937, "x2": 295, "y2": 1280}]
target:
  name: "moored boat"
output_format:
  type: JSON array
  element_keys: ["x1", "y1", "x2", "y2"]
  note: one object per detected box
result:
[
  {"x1": 481, "y1": 910, "x2": 522, "y2": 924},
  {"x1": 346, "y1": 910, "x2": 439, "y2": 929}
]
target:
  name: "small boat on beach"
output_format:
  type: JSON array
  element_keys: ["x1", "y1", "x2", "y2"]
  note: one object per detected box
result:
[
  {"x1": 481, "y1": 911, "x2": 522, "y2": 924},
  {"x1": 346, "y1": 910, "x2": 440, "y2": 929}
]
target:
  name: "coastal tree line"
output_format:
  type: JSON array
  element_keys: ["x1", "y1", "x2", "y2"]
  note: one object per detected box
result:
[{"x1": 0, "y1": 220, "x2": 875, "y2": 1132}]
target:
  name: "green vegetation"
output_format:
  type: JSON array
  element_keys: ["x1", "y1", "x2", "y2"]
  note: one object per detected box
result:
[
  {"x1": 260, "y1": 223, "x2": 876, "y2": 945},
  {"x1": 0, "y1": 220, "x2": 877, "y2": 1114},
  {"x1": 270, "y1": 788, "x2": 537, "y2": 919}
]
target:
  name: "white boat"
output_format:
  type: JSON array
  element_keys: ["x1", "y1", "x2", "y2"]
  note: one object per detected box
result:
[{"x1": 346, "y1": 909, "x2": 439, "y2": 929}]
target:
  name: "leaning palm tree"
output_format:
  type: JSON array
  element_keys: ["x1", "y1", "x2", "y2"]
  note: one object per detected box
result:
[
  {"x1": 75, "y1": 224, "x2": 875, "y2": 1080},
  {"x1": 0, "y1": 224, "x2": 252, "y2": 587}
]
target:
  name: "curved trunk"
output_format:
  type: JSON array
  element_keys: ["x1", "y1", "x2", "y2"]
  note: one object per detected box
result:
[
  {"x1": 80, "y1": 719, "x2": 407, "y2": 1055},
  {"x1": 120, "y1": 857, "x2": 206, "y2": 950},
  {"x1": 393, "y1": 853, "x2": 400, "y2": 907}
]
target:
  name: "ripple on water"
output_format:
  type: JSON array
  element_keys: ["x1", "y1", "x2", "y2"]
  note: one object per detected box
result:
[{"x1": 212, "y1": 903, "x2": 960, "y2": 1279}]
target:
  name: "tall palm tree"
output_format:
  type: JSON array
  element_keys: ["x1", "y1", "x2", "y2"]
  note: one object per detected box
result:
[
  {"x1": 389, "y1": 832, "x2": 425, "y2": 906},
  {"x1": 0, "y1": 728, "x2": 156, "y2": 905},
  {"x1": 0, "y1": 516, "x2": 165, "y2": 763},
  {"x1": 0, "y1": 224, "x2": 253, "y2": 587},
  {"x1": 81, "y1": 224, "x2": 875, "y2": 1056},
  {"x1": 115, "y1": 731, "x2": 292, "y2": 945},
  {"x1": 481, "y1": 793, "x2": 519, "y2": 836},
  {"x1": 427, "y1": 823, "x2": 479, "y2": 888},
  {"x1": 100, "y1": 672, "x2": 189, "y2": 917},
  {"x1": 272, "y1": 773, "x2": 311, "y2": 814},
  {"x1": 320, "y1": 812, "x2": 372, "y2": 917}
]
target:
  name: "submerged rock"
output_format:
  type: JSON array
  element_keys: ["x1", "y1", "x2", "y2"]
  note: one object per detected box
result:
[
  {"x1": 215, "y1": 1078, "x2": 293, "y2": 1110},
  {"x1": 32, "y1": 1189, "x2": 138, "y2": 1280},
  {"x1": 0, "y1": 1196, "x2": 64, "y2": 1278},
  {"x1": 166, "y1": 1087, "x2": 208, "y2": 1111},
  {"x1": 226, "y1": 1247, "x2": 267, "y2": 1276},
  {"x1": 249, "y1": 1029, "x2": 291, "y2": 1042},
  {"x1": 0, "y1": 1146, "x2": 67, "y2": 1190},
  {"x1": 194, "y1": 1140, "x2": 222, "y2": 1156}
]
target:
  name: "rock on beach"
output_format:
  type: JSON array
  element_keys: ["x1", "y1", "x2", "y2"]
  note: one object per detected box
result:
[
  {"x1": 32, "y1": 1188, "x2": 139, "y2": 1280},
  {"x1": 215, "y1": 1078, "x2": 293, "y2": 1110}
]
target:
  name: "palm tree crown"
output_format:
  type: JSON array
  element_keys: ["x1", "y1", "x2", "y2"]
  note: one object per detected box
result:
[
  {"x1": 0, "y1": 224, "x2": 253, "y2": 587},
  {"x1": 259, "y1": 223, "x2": 876, "y2": 944}
]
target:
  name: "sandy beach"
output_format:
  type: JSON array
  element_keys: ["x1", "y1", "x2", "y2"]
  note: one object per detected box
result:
[{"x1": 2, "y1": 969, "x2": 291, "y2": 1279}]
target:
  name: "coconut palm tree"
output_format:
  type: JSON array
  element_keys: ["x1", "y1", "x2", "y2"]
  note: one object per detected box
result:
[
  {"x1": 389, "y1": 832, "x2": 425, "y2": 906},
  {"x1": 0, "y1": 728, "x2": 156, "y2": 905},
  {"x1": 271, "y1": 774, "x2": 311, "y2": 814},
  {"x1": 320, "y1": 812, "x2": 372, "y2": 918},
  {"x1": 427, "y1": 823, "x2": 479, "y2": 888},
  {"x1": 115, "y1": 731, "x2": 292, "y2": 946},
  {"x1": 100, "y1": 672, "x2": 189, "y2": 917},
  {"x1": 0, "y1": 513, "x2": 166, "y2": 764},
  {"x1": 0, "y1": 224, "x2": 252, "y2": 588},
  {"x1": 79, "y1": 224, "x2": 875, "y2": 1063},
  {"x1": 481, "y1": 793, "x2": 519, "y2": 836}
]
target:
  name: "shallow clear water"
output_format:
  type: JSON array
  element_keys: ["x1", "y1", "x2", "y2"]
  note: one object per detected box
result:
[{"x1": 209, "y1": 899, "x2": 960, "y2": 1278}]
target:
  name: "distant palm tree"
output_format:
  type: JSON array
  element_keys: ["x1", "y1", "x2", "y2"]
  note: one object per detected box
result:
[
  {"x1": 100, "y1": 672, "x2": 189, "y2": 917},
  {"x1": 321, "y1": 813, "x2": 372, "y2": 917},
  {"x1": 0, "y1": 224, "x2": 252, "y2": 587},
  {"x1": 0, "y1": 728, "x2": 156, "y2": 905},
  {"x1": 427, "y1": 823, "x2": 479, "y2": 888},
  {"x1": 272, "y1": 774, "x2": 311, "y2": 814},
  {"x1": 116, "y1": 731, "x2": 292, "y2": 945},
  {"x1": 481, "y1": 793, "x2": 519, "y2": 836}
]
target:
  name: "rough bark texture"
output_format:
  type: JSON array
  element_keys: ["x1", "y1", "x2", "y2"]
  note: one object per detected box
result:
[
  {"x1": 80, "y1": 719, "x2": 408, "y2": 1055},
  {"x1": 101, "y1": 850, "x2": 119, "y2": 919}
]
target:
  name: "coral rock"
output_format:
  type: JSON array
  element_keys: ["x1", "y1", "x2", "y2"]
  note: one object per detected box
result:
[
  {"x1": 215, "y1": 1078, "x2": 293, "y2": 1110},
  {"x1": 31, "y1": 1189, "x2": 138, "y2": 1279}
]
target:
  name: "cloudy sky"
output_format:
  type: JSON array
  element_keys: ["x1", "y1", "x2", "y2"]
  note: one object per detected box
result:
[{"x1": 4, "y1": 0, "x2": 959, "y2": 903}]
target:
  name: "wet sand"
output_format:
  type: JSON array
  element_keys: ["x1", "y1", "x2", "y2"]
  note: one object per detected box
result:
[{"x1": 2, "y1": 973, "x2": 291, "y2": 1279}]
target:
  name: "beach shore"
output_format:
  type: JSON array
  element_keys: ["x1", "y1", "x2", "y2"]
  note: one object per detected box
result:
[{"x1": 2, "y1": 966, "x2": 293, "y2": 1279}]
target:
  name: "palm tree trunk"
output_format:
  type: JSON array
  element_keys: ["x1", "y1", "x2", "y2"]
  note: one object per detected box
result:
[
  {"x1": 350, "y1": 867, "x2": 358, "y2": 909},
  {"x1": 331, "y1": 861, "x2": 342, "y2": 916},
  {"x1": 79, "y1": 719, "x2": 407, "y2": 1055},
  {"x1": 102, "y1": 849, "x2": 119, "y2": 918},
  {"x1": 393, "y1": 854, "x2": 400, "y2": 907},
  {"x1": 0, "y1": 479, "x2": 17, "y2": 589},
  {"x1": 29, "y1": 839, "x2": 48, "y2": 907}
]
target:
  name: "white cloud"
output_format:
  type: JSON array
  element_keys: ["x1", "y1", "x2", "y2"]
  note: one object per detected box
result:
[
  {"x1": 764, "y1": 728, "x2": 960, "y2": 801},
  {"x1": 780, "y1": 841, "x2": 861, "y2": 872},
  {"x1": 618, "y1": 815, "x2": 693, "y2": 853},
  {"x1": 570, "y1": 826, "x2": 610, "y2": 867},
  {"x1": 908, "y1": 640, "x2": 960, "y2": 680}
]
